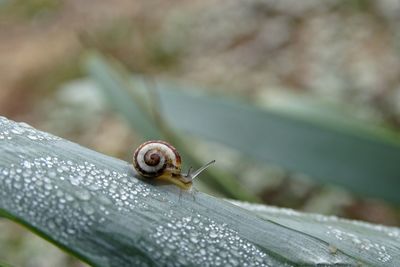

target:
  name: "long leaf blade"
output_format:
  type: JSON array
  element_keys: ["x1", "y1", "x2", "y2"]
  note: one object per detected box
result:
[
  {"x1": 85, "y1": 52, "x2": 162, "y2": 140},
  {"x1": 154, "y1": 85, "x2": 400, "y2": 204},
  {"x1": 85, "y1": 52, "x2": 400, "y2": 203},
  {"x1": 0, "y1": 117, "x2": 399, "y2": 266}
]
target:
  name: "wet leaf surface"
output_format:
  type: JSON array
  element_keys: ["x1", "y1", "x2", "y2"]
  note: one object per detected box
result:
[{"x1": 0, "y1": 117, "x2": 399, "y2": 266}]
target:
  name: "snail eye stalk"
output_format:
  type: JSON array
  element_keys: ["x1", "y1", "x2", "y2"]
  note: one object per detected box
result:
[
  {"x1": 188, "y1": 160, "x2": 216, "y2": 180},
  {"x1": 185, "y1": 166, "x2": 193, "y2": 177}
]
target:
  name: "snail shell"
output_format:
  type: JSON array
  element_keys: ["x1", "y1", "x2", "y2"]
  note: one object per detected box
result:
[
  {"x1": 133, "y1": 140, "x2": 215, "y2": 190},
  {"x1": 133, "y1": 140, "x2": 181, "y2": 178},
  {"x1": 133, "y1": 140, "x2": 192, "y2": 189}
]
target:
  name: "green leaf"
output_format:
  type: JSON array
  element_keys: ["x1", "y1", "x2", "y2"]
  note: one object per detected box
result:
[
  {"x1": 84, "y1": 52, "x2": 400, "y2": 204},
  {"x1": 85, "y1": 53, "x2": 162, "y2": 140},
  {"x1": 230, "y1": 200, "x2": 400, "y2": 265},
  {"x1": 0, "y1": 116, "x2": 399, "y2": 266},
  {"x1": 153, "y1": 83, "x2": 400, "y2": 204}
]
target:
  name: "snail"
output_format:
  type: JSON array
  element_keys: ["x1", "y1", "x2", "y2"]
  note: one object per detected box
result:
[{"x1": 133, "y1": 140, "x2": 215, "y2": 190}]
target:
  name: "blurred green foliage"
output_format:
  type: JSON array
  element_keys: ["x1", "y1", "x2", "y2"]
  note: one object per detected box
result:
[
  {"x1": 86, "y1": 52, "x2": 400, "y2": 205},
  {"x1": 1, "y1": 0, "x2": 60, "y2": 19}
]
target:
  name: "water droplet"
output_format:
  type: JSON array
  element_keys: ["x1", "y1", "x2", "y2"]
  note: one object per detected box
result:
[
  {"x1": 23, "y1": 161, "x2": 32, "y2": 169},
  {"x1": 87, "y1": 183, "x2": 101, "y2": 191},
  {"x1": 82, "y1": 203, "x2": 95, "y2": 215},
  {"x1": 76, "y1": 189, "x2": 91, "y2": 201},
  {"x1": 48, "y1": 221, "x2": 56, "y2": 229},
  {"x1": 14, "y1": 183, "x2": 22, "y2": 189},
  {"x1": 47, "y1": 170, "x2": 57, "y2": 178},
  {"x1": 27, "y1": 135, "x2": 38, "y2": 140},
  {"x1": 44, "y1": 183, "x2": 53, "y2": 190},
  {"x1": 140, "y1": 213, "x2": 274, "y2": 266},
  {"x1": 190, "y1": 236, "x2": 199, "y2": 244},
  {"x1": 65, "y1": 194, "x2": 74, "y2": 202},
  {"x1": 70, "y1": 176, "x2": 80, "y2": 186},
  {"x1": 209, "y1": 231, "x2": 218, "y2": 239}
]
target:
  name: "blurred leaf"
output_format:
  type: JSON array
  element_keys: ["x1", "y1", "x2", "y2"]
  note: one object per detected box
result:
[
  {"x1": 85, "y1": 53, "x2": 162, "y2": 140},
  {"x1": 255, "y1": 90, "x2": 400, "y2": 144},
  {"x1": 84, "y1": 52, "x2": 260, "y2": 202},
  {"x1": 1, "y1": 116, "x2": 399, "y2": 266},
  {"x1": 85, "y1": 52, "x2": 400, "y2": 203},
  {"x1": 153, "y1": 82, "x2": 400, "y2": 204},
  {"x1": 84, "y1": 52, "x2": 400, "y2": 204}
]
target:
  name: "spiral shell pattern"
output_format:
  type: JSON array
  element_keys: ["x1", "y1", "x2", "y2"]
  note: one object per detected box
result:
[{"x1": 133, "y1": 140, "x2": 181, "y2": 178}]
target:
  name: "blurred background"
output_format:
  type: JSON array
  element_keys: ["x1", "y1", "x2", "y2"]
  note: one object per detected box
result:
[{"x1": 1, "y1": 0, "x2": 400, "y2": 266}]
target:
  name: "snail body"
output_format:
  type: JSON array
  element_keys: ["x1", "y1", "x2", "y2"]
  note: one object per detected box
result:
[{"x1": 133, "y1": 140, "x2": 215, "y2": 190}]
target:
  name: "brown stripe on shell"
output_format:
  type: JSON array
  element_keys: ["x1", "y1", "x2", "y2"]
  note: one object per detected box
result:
[
  {"x1": 144, "y1": 150, "x2": 161, "y2": 166},
  {"x1": 133, "y1": 140, "x2": 181, "y2": 179},
  {"x1": 135, "y1": 163, "x2": 166, "y2": 178},
  {"x1": 155, "y1": 140, "x2": 181, "y2": 167}
]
